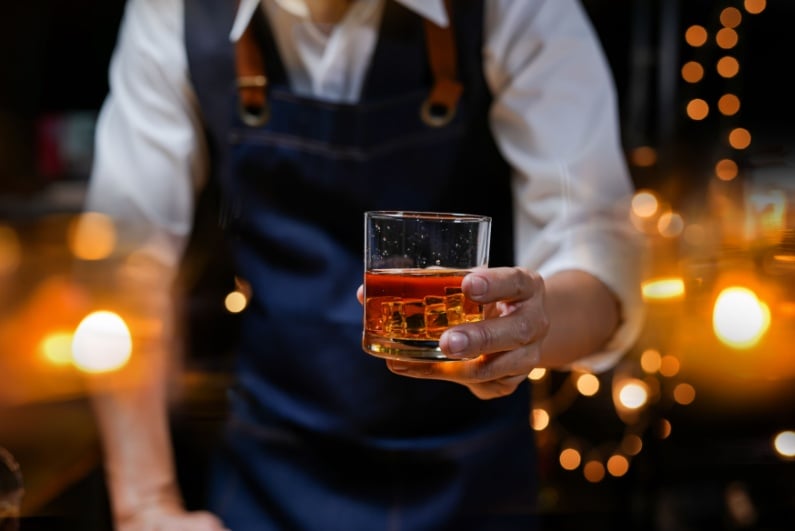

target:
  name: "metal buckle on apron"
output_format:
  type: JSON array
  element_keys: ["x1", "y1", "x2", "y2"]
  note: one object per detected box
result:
[
  {"x1": 235, "y1": 6, "x2": 270, "y2": 127},
  {"x1": 421, "y1": 0, "x2": 462, "y2": 128}
]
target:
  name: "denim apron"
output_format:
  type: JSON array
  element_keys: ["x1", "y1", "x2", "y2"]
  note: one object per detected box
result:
[{"x1": 185, "y1": 1, "x2": 538, "y2": 529}]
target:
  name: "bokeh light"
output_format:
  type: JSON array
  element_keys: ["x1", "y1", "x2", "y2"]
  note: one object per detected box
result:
[{"x1": 72, "y1": 311, "x2": 132, "y2": 373}]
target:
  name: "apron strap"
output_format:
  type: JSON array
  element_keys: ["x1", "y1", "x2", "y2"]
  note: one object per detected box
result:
[
  {"x1": 235, "y1": 6, "x2": 269, "y2": 126},
  {"x1": 421, "y1": 0, "x2": 462, "y2": 127},
  {"x1": 234, "y1": 0, "x2": 462, "y2": 128}
]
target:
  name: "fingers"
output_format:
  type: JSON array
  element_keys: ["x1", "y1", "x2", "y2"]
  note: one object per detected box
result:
[{"x1": 462, "y1": 266, "x2": 544, "y2": 305}]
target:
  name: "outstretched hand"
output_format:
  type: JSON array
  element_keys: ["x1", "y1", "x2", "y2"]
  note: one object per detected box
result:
[{"x1": 357, "y1": 266, "x2": 548, "y2": 400}]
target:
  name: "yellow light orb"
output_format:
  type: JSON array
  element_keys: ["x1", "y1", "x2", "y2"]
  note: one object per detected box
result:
[
  {"x1": 713, "y1": 287, "x2": 771, "y2": 349},
  {"x1": 72, "y1": 311, "x2": 132, "y2": 373},
  {"x1": 773, "y1": 431, "x2": 795, "y2": 458}
]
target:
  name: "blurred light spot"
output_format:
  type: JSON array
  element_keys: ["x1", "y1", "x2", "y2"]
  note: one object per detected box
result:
[
  {"x1": 621, "y1": 434, "x2": 643, "y2": 456},
  {"x1": 720, "y1": 7, "x2": 743, "y2": 28},
  {"x1": 72, "y1": 311, "x2": 132, "y2": 373},
  {"x1": 717, "y1": 56, "x2": 740, "y2": 78},
  {"x1": 632, "y1": 190, "x2": 659, "y2": 218},
  {"x1": 716, "y1": 27, "x2": 739, "y2": 49},
  {"x1": 773, "y1": 430, "x2": 795, "y2": 458},
  {"x1": 606, "y1": 454, "x2": 630, "y2": 477},
  {"x1": 559, "y1": 448, "x2": 581, "y2": 471},
  {"x1": 725, "y1": 481, "x2": 758, "y2": 527},
  {"x1": 642, "y1": 277, "x2": 685, "y2": 301},
  {"x1": 686, "y1": 98, "x2": 709, "y2": 120},
  {"x1": 630, "y1": 146, "x2": 657, "y2": 167},
  {"x1": 684, "y1": 224, "x2": 706, "y2": 246},
  {"x1": 658, "y1": 418, "x2": 672, "y2": 439},
  {"x1": 640, "y1": 349, "x2": 663, "y2": 373},
  {"x1": 744, "y1": 0, "x2": 766, "y2": 14},
  {"x1": 40, "y1": 331, "x2": 74, "y2": 365},
  {"x1": 0, "y1": 224, "x2": 22, "y2": 276},
  {"x1": 531, "y1": 408, "x2": 550, "y2": 431},
  {"x1": 658, "y1": 212, "x2": 685, "y2": 238},
  {"x1": 673, "y1": 382, "x2": 696, "y2": 405},
  {"x1": 225, "y1": 290, "x2": 248, "y2": 313},
  {"x1": 575, "y1": 373, "x2": 600, "y2": 397},
  {"x1": 685, "y1": 25, "x2": 708, "y2": 47},
  {"x1": 659, "y1": 355, "x2": 681, "y2": 377},
  {"x1": 681, "y1": 61, "x2": 704, "y2": 83},
  {"x1": 713, "y1": 287, "x2": 770, "y2": 349},
  {"x1": 718, "y1": 94, "x2": 741, "y2": 116},
  {"x1": 583, "y1": 460, "x2": 606, "y2": 483},
  {"x1": 617, "y1": 379, "x2": 649, "y2": 410},
  {"x1": 729, "y1": 127, "x2": 752, "y2": 149},
  {"x1": 716, "y1": 158, "x2": 739, "y2": 181},
  {"x1": 528, "y1": 368, "x2": 547, "y2": 380},
  {"x1": 68, "y1": 212, "x2": 116, "y2": 261}
]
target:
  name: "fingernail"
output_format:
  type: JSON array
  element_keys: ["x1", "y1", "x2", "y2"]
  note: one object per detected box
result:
[
  {"x1": 389, "y1": 362, "x2": 410, "y2": 372},
  {"x1": 468, "y1": 275, "x2": 487, "y2": 297},
  {"x1": 446, "y1": 331, "x2": 469, "y2": 354}
]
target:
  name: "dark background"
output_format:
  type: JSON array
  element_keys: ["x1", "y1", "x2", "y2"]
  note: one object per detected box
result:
[{"x1": 1, "y1": 1, "x2": 793, "y2": 530}]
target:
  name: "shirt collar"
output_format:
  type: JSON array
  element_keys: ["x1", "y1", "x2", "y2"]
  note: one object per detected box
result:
[{"x1": 229, "y1": 0, "x2": 448, "y2": 42}]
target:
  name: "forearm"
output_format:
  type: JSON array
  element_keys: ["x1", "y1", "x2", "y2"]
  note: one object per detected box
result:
[
  {"x1": 78, "y1": 253, "x2": 185, "y2": 520},
  {"x1": 539, "y1": 269, "x2": 621, "y2": 369}
]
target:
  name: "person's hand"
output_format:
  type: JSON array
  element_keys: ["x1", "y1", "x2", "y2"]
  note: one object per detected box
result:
[
  {"x1": 357, "y1": 267, "x2": 548, "y2": 400},
  {"x1": 115, "y1": 502, "x2": 229, "y2": 531}
]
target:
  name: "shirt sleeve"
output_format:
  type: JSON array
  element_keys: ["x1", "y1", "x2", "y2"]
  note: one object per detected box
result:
[
  {"x1": 85, "y1": 0, "x2": 208, "y2": 270},
  {"x1": 483, "y1": 0, "x2": 647, "y2": 373}
]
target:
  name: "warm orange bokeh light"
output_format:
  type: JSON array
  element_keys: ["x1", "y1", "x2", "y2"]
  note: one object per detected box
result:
[
  {"x1": 673, "y1": 383, "x2": 697, "y2": 405},
  {"x1": 744, "y1": 0, "x2": 766, "y2": 15},
  {"x1": 729, "y1": 127, "x2": 752, "y2": 149},
  {"x1": 630, "y1": 146, "x2": 658, "y2": 167},
  {"x1": 575, "y1": 373, "x2": 600, "y2": 397},
  {"x1": 715, "y1": 158, "x2": 739, "y2": 181},
  {"x1": 659, "y1": 355, "x2": 681, "y2": 377},
  {"x1": 720, "y1": 7, "x2": 743, "y2": 28},
  {"x1": 685, "y1": 25, "x2": 708, "y2": 47},
  {"x1": 687, "y1": 99, "x2": 709, "y2": 120},
  {"x1": 717, "y1": 56, "x2": 740, "y2": 78},
  {"x1": 607, "y1": 454, "x2": 630, "y2": 477},
  {"x1": 583, "y1": 460, "x2": 606, "y2": 483},
  {"x1": 716, "y1": 27, "x2": 739, "y2": 49},
  {"x1": 531, "y1": 408, "x2": 550, "y2": 431},
  {"x1": 68, "y1": 212, "x2": 117, "y2": 261},
  {"x1": 631, "y1": 190, "x2": 659, "y2": 218},
  {"x1": 681, "y1": 61, "x2": 704, "y2": 83},
  {"x1": 560, "y1": 448, "x2": 581, "y2": 471},
  {"x1": 718, "y1": 94, "x2": 741, "y2": 116}
]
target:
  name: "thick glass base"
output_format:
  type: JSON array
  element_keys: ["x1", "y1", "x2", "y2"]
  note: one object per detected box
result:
[{"x1": 362, "y1": 332, "x2": 467, "y2": 362}]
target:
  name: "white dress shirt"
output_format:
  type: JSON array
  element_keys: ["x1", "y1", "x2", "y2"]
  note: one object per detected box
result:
[{"x1": 86, "y1": 0, "x2": 645, "y2": 371}]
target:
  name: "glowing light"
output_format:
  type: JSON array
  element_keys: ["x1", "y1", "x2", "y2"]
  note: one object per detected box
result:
[
  {"x1": 717, "y1": 56, "x2": 740, "y2": 78},
  {"x1": 617, "y1": 379, "x2": 649, "y2": 410},
  {"x1": 681, "y1": 61, "x2": 704, "y2": 83},
  {"x1": 621, "y1": 434, "x2": 643, "y2": 456},
  {"x1": 225, "y1": 291, "x2": 248, "y2": 313},
  {"x1": 658, "y1": 212, "x2": 684, "y2": 238},
  {"x1": 559, "y1": 448, "x2": 581, "y2": 471},
  {"x1": 744, "y1": 0, "x2": 766, "y2": 15},
  {"x1": 40, "y1": 331, "x2": 74, "y2": 365},
  {"x1": 718, "y1": 94, "x2": 741, "y2": 116},
  {"x1": 531, "y1": 409, "x2": 550, "y2": 431},
  {"x1": 658, "y1": 418, "x2": 672, "y2": 439},
  {"x1": 68, "y1": 212, "x2": 117, "y2": 261},
  {"x1": 528, "y1": 368, "x2": 547, "y2": 380},
  {"x1": 720, "y1": 7, "x2": 743, "y2": 28},
  {"x1": 685, "y1": 25, "x2": 708, "y2": 47},
  {"x1": 716, "y1": 158, "x2": 739, "y2": 181},
  {"x1": 606, "y1": 455, "x2": 630, "y2": 477},
  {"x1": 630, "y1": 146, "x2": 657, "y2": 167},
  {"x1": 686, "y1": 98, "x2": 709, "y2": 120},
  {"x1": 773, "y1": 431, "x2": 795, "y2": 458},
  {"x1": 659, "y1": 355, "x2": 681, "y2": 377},
  {"x1": 729, "y1": 127, "x2": 752, "y2": 150},
  {"x1": 631, "y1": 190, "x2": 659, "y2": 218},
  {"x1": 716, "y1": 27, "x2": 739, "y2": 49},
  {"x1": 673, "y1": 382, "x2": 696, "y2": 405},
  {"x1": 640, "y1": 349, "x2": 662, "y2": 373},
  {"x1": 72, "y1": 311, "x2": 132, "y2": 373},
  {"x1": 583, "y1": 460, "x2": 606, "y2": 483},
  {"x1": 0, "y1": 224, "x2": 21, "y2": 276},
  {"x1": 642, "y1": 277, "x2": 685, "y2": 301},
  {"x1": 575, "y1": 373, "x2": 600, "y2": 397},
  {"x1": 713, "y1": 287, "x2": 771, "y2": 349}
]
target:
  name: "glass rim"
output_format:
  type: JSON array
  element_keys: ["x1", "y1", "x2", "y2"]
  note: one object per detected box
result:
[{"x1": 364, "y1": 210, "x2": 491, "y2": 222}]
